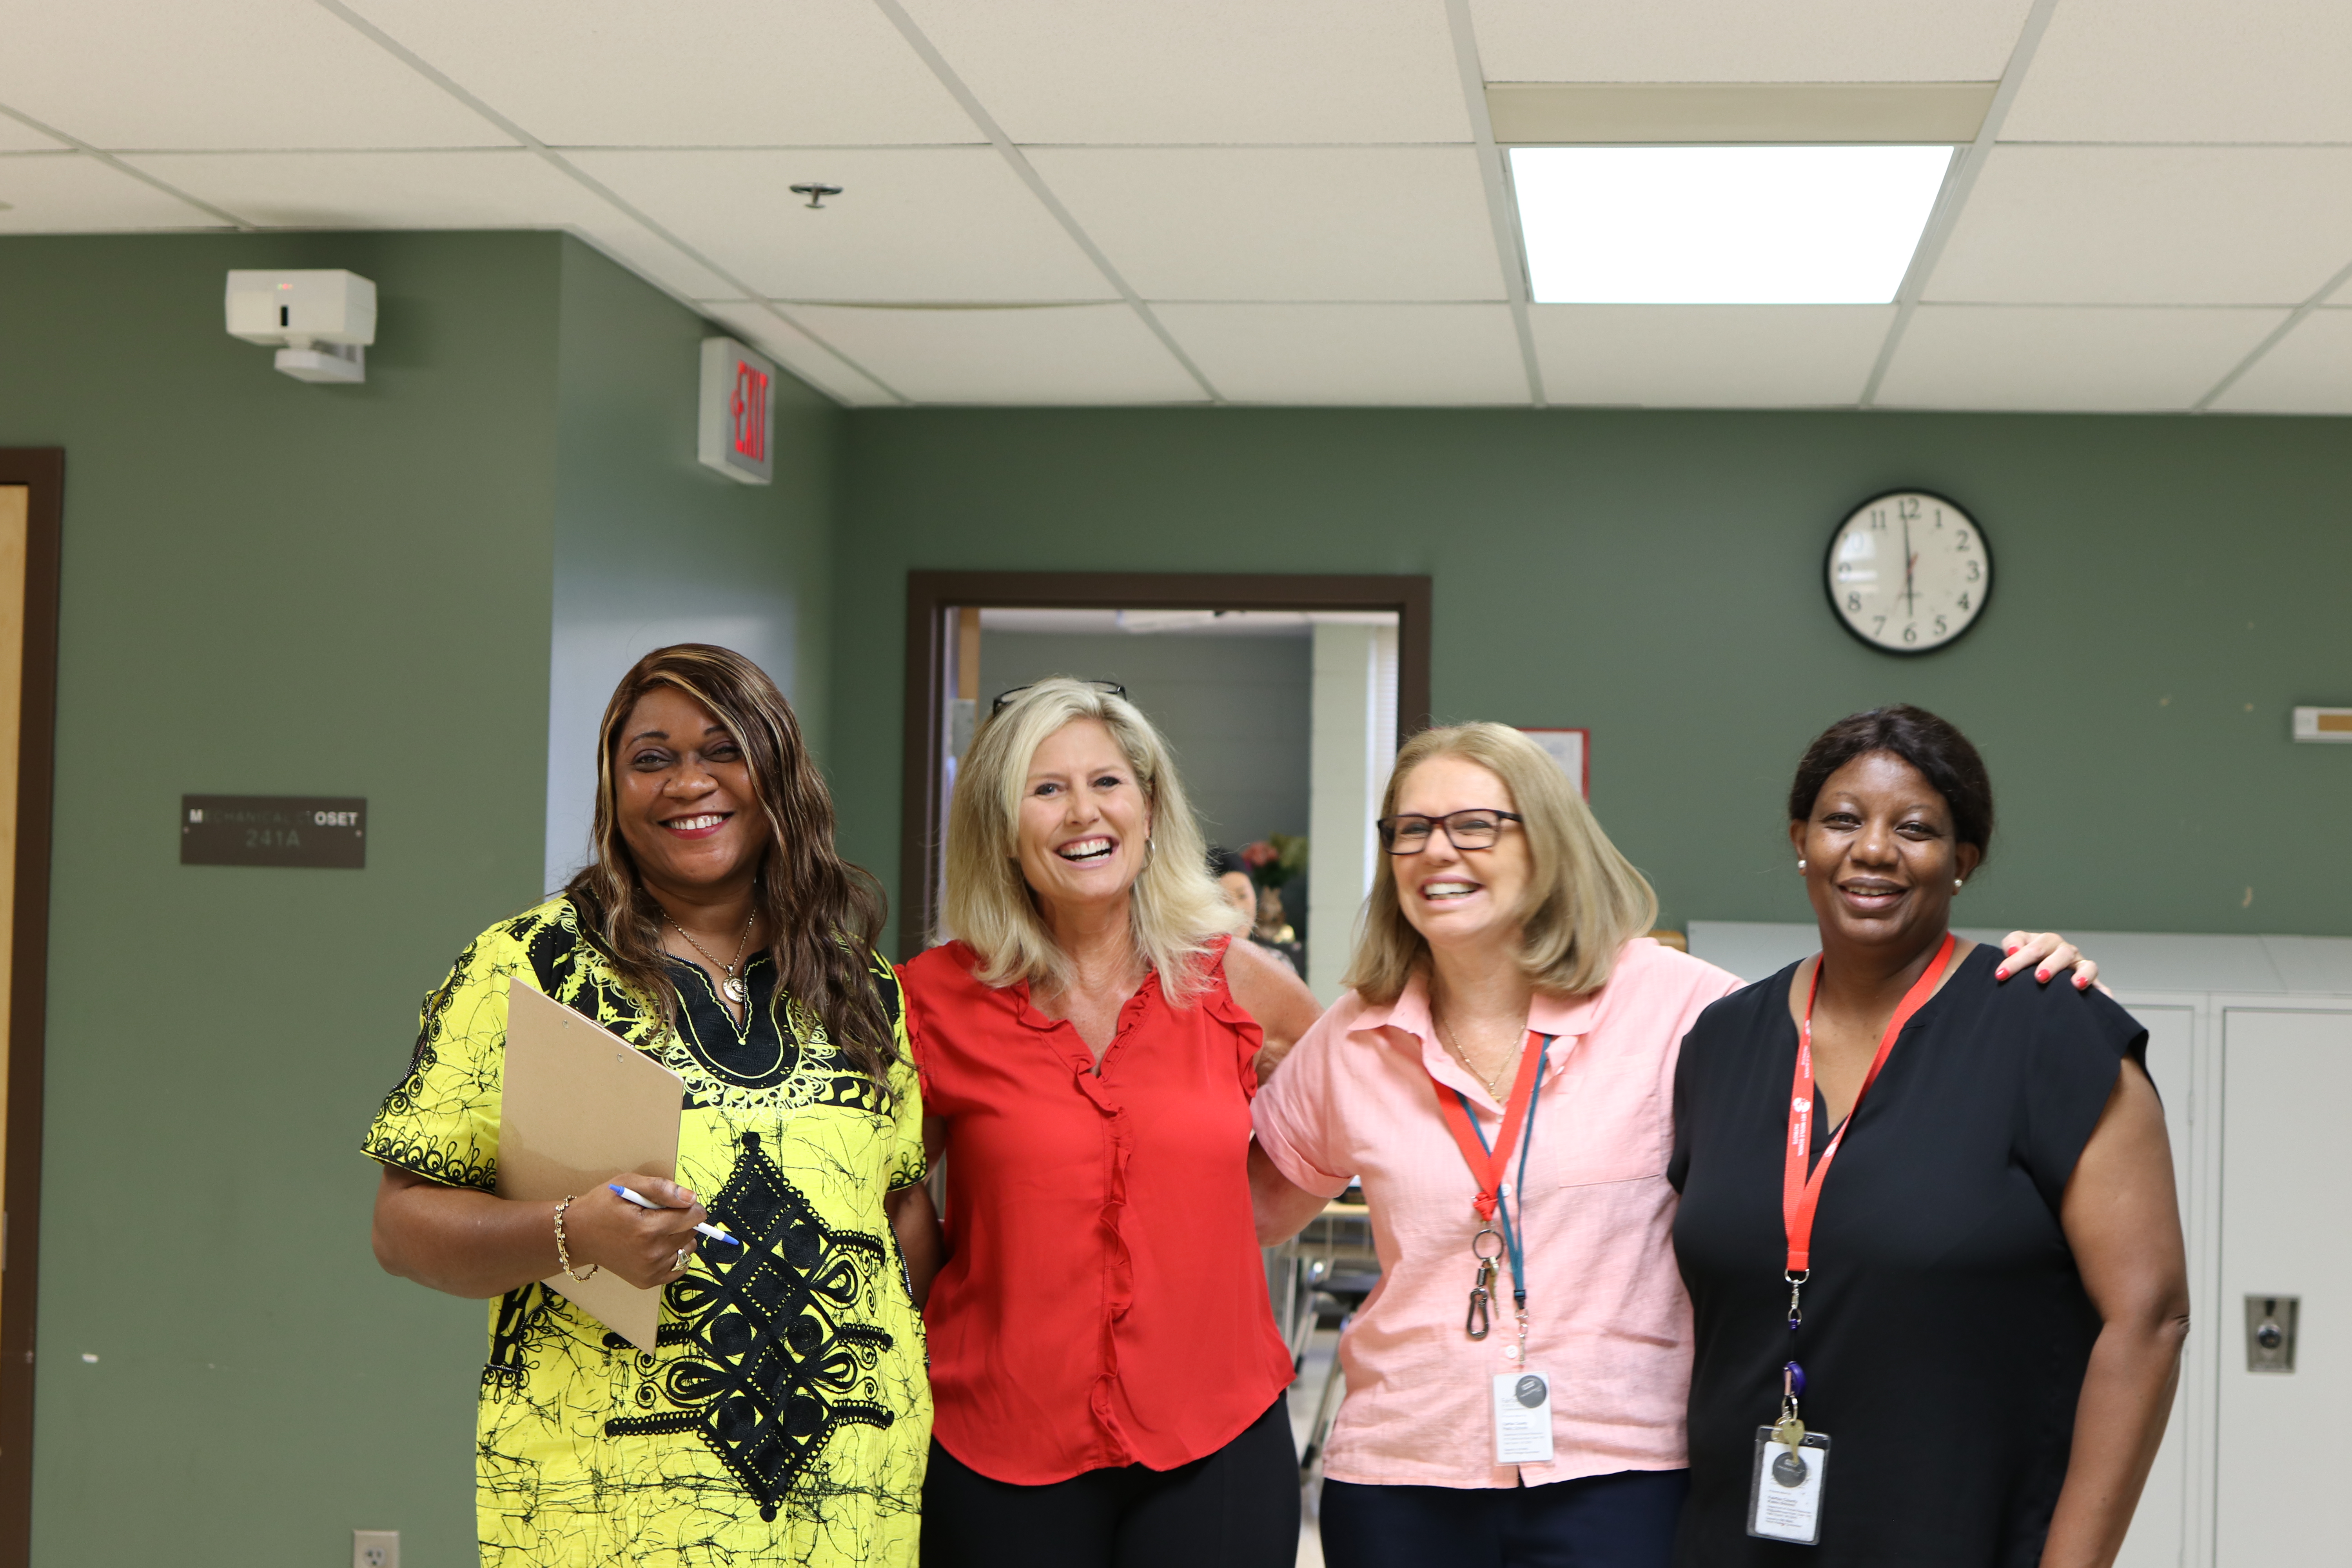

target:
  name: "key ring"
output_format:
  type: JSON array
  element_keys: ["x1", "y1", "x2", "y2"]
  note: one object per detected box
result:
[{"x1": 1472, "y1": 1227, "x2": 1505, "y2": 1262}]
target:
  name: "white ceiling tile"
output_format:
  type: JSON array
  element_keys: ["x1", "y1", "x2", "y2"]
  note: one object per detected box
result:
[
  {"x1": 693, "y1": 300, "x2": 902, "y2": 407},
  {"x1": 565, "y1": 218, "x2": 738, "y2": 304},
  {"x1": 1528, "y1": 306, "x2": 1891, "y2": 405},
  {"x1": 0, "y1": 0, "x2": 507, "y2": 151},
  {"x1": 893, "y1": 0, "x2": 1469, "y2": 143},
  {"x1": 123, "y1": 149, "x2": 609, "y2": 227},
  {"x1": 1876, "y1": 305, "x2": 2283, "y2": 411},
  {"x1": 0, "y1": 116, "x2": 67, "y2": 153},
  {"x1": 1026, "y1": 147, "x2": 1504, "y2": 303},
  {"x1": 0, "y1": 153, "x2": 228, "y2": 231},
  {"x1": 1926, "y1": 146, "x2": 2352, "y2": 307},
  {"x1": 1155, "y1": 304, "x2": 1526, "y2": 404},
  {"x1": 567, "y1": 149, "x2": 1114, "y2": 303},
  {"x1": 780, "y1": 305, "x2": 1206, "y2": 404},
  {"x1": 1467, "y1": 0, "x2": 2031, "y2": 82},
  {"x1": 2003, "y1": 0, "x2": 2352, "y2": 143},
  {"x1": 2207, "y1": 310, "x2": 2352, "y2": 414},
  {"x1": 338, "y1": 0, "x2": 981, "y2": 147},
  {"x1": 120, "y1": 147, "x2": 749, "y2": 296}
]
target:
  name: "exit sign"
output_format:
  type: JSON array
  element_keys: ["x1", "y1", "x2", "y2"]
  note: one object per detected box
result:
[{"x1": 698, "y1": 337, "x2": 775, "y2": 485}]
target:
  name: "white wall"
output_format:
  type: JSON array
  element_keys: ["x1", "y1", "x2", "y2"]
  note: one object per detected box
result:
[{"x1": 1305, "y1": 623, "x2": 1398, "y2": 1001}]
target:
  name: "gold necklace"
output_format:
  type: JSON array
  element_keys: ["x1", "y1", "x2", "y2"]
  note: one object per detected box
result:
[
  {"x1": 669, "y1": 909, "x2": 758, "y2": 1005},
  {"x1": 1436, "y1": 1013, "x2": 1521, "y2": 1098}
]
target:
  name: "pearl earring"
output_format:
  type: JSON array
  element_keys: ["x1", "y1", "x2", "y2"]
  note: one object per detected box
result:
[
  {"x1": 1796, "y1": 859, "x2": 1807, "y2": 872},
  {"x1": 1954, "y1": 878, "x2": 1965, "y2": 891}
]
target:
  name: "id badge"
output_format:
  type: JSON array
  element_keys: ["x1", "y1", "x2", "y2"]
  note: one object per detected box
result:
[
  {"x1": 1491, "y1": 1370, "x2": 1554, "y2": 1464},
  {"x1": 1748, "y1": 1426, "x2": 1831, "y2": 1544}
]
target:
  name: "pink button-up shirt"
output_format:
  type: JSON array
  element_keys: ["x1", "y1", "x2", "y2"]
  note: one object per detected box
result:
[{"x1": 1252, "y1": 938, "x2": 1741, "y2": 1488}]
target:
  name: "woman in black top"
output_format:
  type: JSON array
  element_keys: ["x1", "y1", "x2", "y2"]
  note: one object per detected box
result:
[{"x1": 1670, "y1": 707, "x2": 2187, "y2": 1567}]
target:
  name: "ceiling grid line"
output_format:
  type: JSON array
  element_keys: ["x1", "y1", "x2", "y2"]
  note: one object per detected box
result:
[
  {"x1": 1441, "y1": 0, "x2": 1545, "y2": 407},
  {"x1": 862, "y1": 0, "x2": 1227, "y2": 405},
  {"x1": 306, "y1": 0, "x2": 913, "y2": 406},
  {"x1": 2189, "y1": 255, "x2": 2352, "y2": 411},
  {"x1": 1857, "y1": 0, "x2": 2065, "y2": 408},
  {"x1": 0, "y1": 101, "x2": 257, "y2": 230}
]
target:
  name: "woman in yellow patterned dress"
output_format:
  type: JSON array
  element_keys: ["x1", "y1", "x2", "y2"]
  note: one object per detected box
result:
[{"x1": 365, "y1": 644, "x2": 937, "y2": 1568}]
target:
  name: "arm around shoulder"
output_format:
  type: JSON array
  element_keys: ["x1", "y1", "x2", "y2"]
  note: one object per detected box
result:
[{"x1": 1223, "y1": 935, "x2": 1326, "y2": 1081}]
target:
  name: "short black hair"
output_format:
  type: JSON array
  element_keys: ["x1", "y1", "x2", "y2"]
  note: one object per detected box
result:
[
  {"x1": 1787, "y1": 705, "x2": 1995, "y2": 866},
  {"x1": 1206, "y1": 844, "x2": 1247, "y2": 878}
]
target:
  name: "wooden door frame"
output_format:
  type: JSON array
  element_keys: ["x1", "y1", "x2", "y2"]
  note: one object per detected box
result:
[
  {"x1": 897, "y1": 570, "x2": 1432, "y2": 959},
  {"x1": 0, "y1": 450, "x2": 61, "y2": 1568}
]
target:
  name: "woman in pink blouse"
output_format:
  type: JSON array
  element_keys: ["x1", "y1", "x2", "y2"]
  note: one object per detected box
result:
[{"x1": 1249, "y1": 723, "x2": 2095, "y2": 1568}]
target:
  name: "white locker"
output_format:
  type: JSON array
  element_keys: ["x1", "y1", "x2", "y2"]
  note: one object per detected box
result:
[{"x1": 2214, "y1": 1007, "x2": 2352, "y2": 1566}]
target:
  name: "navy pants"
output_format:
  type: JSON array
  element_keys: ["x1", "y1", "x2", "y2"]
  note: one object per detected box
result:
[
  {"x1": 921, "y1": 1394, "x2": 1298, "y2": 1568},
  {"x1": 1321, "y1": 1470, "x2": 1690, "y2": 1568}
]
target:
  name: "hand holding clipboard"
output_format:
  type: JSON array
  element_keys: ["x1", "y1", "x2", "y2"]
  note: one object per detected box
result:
[{"x1": 496, "y1": 979, "x2": 707, "y2": 1350}]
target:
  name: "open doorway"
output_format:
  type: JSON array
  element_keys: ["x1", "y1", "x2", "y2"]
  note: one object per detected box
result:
[{"x1": 898, "y1": 572, "x2": 1431, "y2": 1000}]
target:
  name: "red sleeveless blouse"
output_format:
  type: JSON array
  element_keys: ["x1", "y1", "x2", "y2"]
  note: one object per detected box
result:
[{"x1": 901, "y1": 938, "x2": 1295, "y2": 1483}]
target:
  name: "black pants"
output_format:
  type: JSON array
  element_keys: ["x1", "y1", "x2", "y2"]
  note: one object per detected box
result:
[
  {"x1": 1321, "y1": 1470, "x2": 1690, "y2": 1568},
  {"x1": 921, "y1": 1394, "x2": 1299, "y2": 1568}
]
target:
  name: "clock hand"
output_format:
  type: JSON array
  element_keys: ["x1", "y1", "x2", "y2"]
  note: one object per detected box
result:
[{"x1": 1902, "y1": 519, "x2": 1917, "y2": 615}]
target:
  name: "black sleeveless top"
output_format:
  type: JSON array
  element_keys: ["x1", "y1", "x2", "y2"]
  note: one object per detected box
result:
[{"x1": 1668, "y1": 944, "x2": 2147, "y2": 1566}]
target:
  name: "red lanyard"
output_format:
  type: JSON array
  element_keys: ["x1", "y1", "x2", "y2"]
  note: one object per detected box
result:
[
  {"x1": 1782, "y1": 933, "x2": 1955, "y2": 1273},
  {"x1": 1434, "y1": 1031, "x2": 1547, "y2": 1223}
]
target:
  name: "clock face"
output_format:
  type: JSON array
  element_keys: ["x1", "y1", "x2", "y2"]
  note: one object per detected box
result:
[{"x1": 1825, "y1": 490, "x2": 1990, "y2": 655}]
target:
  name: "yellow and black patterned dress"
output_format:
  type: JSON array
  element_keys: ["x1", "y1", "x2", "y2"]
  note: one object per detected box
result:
[{"x1": 362, "y1": 897, "x2": 930, "y2": 1568}]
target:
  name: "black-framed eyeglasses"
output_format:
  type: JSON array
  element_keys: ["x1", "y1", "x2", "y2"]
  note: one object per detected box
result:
[
  {"x1": 990, "y1": 680, "x2": 1126, "y2": 716},
  {"x1": 1376, "y1": 809, "x2": 1523, "y2": 855}
]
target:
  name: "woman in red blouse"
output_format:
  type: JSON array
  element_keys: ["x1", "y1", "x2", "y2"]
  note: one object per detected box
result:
[{"x1": 902, "y1": 678, "x2": 1323, "y2": 1568}]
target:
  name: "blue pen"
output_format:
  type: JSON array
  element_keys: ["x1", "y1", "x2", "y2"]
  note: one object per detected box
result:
[{"x1": 609, "y1": 1183, "x2": 742, "y2": 1246}]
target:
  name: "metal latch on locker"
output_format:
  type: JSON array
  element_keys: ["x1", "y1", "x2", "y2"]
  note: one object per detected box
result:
[{"x1": 2245, "y1": 1295, "x2": 2299, "y2": 1373}]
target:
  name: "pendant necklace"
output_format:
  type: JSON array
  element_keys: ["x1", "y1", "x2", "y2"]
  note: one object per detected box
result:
[
  {"x1": 1437, "y1": 1013, "x2": 1521, "y2": 1098},
  {"x1": 670, "y1": 908, "x2": 758, "y2": 1005}
]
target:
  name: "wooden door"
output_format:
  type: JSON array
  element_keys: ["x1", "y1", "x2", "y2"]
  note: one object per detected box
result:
[{"x1": 0, "y1": 450, "x2": 62, "y2": 1568}]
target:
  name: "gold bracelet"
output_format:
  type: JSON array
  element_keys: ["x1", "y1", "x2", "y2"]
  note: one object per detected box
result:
[{"x1": 552, "y1": 1194, "x2": 599, "y2": 1281}]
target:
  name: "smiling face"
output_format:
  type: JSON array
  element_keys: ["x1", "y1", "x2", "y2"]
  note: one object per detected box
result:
[
  {"x1": 1014, "y1": 719, "x2": 1152, "y2": 920},
  {"x1": 1789, "y1": 749, "x2": 1982, "y2": 954},
  {"x1": 611, "y1": 684, "x2": 766, "y2": 898},
  {"x1": 1390, "y1": 754, "x2": 1531, "y2": 958}
]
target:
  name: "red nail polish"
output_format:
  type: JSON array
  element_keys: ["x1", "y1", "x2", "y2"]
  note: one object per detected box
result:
[
  {"x1": 2036, "y1": 969, "x2": 2051, "y2": 982},
  {"x1": 2005, "y1": 945, "x2": 2020, "y2": 956}
]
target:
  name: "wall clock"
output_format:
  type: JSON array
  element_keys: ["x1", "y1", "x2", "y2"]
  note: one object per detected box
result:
[{"x1": 1824, "y1": 490, "x2": 1990, "y2": 655}]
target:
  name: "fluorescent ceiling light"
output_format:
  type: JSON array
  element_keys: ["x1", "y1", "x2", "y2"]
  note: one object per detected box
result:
[{"x1": 1510, "y1": 145, "x2": 1955, "y2": 305}]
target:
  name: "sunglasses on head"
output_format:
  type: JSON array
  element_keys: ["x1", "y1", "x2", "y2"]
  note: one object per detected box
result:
[{"x1": 990, "y1": 680, "x2": 1127, "y2": 716}]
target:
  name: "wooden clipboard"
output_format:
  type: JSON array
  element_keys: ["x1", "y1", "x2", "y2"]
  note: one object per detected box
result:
[{"x1": 496, "y1": 978, "x2": 686, "y2": 1351}]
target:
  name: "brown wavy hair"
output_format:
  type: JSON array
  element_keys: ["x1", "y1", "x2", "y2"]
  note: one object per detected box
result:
[{"x1": 561, "y1": 644, "x2": 897, "y2": 1091}]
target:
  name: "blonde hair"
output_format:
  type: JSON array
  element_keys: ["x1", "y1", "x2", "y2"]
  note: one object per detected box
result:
[
  {"x1": 944, "y1": 677, "x2": 1243, "y2": 1003},
  {"x1": 1344, "y1": 722, "x2": 1659, "y2": 1005}
]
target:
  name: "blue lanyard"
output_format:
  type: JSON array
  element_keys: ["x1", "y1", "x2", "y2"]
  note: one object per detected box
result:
[{"x1": 1454, "y1": 1035, "x2": 1551, "y2": 1311}]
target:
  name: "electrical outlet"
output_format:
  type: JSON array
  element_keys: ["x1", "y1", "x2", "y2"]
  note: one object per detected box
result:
[{"x1": 353, "y1": 1530, "x2": 398, "y2": 1568}]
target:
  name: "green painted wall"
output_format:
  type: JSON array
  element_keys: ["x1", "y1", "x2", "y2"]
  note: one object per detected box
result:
[
  {"x1": 834, "y1": 408, "x2": 2352, "y2": 950},
  {"x1": 544, "y1": 238, "x2": 839, "y2": 892},
  {"x1": 0, "y1": 230, "x2": 564, "y2": 1568},
  {"x1": 0, "y1": 229, "x2": 839, "y2": 1568}
]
